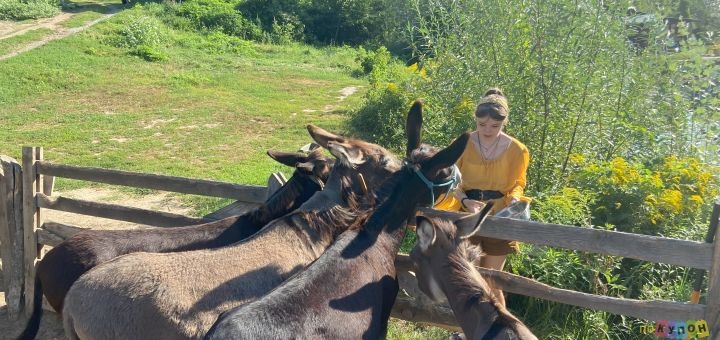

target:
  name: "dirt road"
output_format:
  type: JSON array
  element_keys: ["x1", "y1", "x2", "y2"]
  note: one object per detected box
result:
[{"x1": 0, "y1": 4, "x2": 120, "y2": 61}]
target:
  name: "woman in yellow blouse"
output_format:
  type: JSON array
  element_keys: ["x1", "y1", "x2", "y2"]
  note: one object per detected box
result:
[{"x1": 435, "y1": 87, "x2": 530, "y2": 308}]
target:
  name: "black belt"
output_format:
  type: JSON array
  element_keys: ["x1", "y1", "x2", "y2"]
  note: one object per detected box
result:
[{"x1": 465, "y1": 189, "x2": 504, "y2": 201}]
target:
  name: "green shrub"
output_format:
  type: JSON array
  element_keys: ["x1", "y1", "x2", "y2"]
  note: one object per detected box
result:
[
  {"x1": 530, "y1": 188, "x2": 594, "y2": 227},
  {"x1": 346, "y1": 46, "x2": 430, "y2": 152},
  {"x1": 114, "y1": 13, "x2": 166, "y2": 49},
  {"x1": 0, "y1": 0, "x2": 60, "y2": 20},
  {"x1": 268, "y1": 16, "x2": 299, "y2": 44},
  {"x1": 172, "y1": 0, "x2": 262, "y2": 40},
  {"x1": 568, "y1": 155, "x2": 719, "y2": 238}
]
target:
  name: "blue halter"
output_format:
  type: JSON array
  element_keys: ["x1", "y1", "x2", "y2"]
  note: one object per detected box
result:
[{"x1": 413, "y1": 164, "x2": 460, "y2": 207}]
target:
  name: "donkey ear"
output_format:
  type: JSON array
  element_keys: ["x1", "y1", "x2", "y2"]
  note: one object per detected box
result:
[
  {"x1": 424, "y1": 132, "x2": 470, "y2": 175},
  {"x1": 416, "y1": 215, "x2": 437, "y2": 253},
  {"x1": 299, "y1": 142, "x2": 321, "y2": 153},
  {"x1": 296, "y1": 161, "x2": 314, "y2": 173},
  {"x1": 267, "y1": 150, "x2": 304, "y2": 167},
  {"x1": 459, "y1": 201, "x2": 494, "y2": 239},
  {"x1": 406, "y1": 100, "x2": 423, "y2": 157},
  {"x1": 307, "y1": 124, "x2": 344, "y2": 148}
]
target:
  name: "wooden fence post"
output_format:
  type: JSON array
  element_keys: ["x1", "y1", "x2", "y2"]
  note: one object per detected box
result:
[
  {"x1": 266, "y1": 172, "x2": 287, "y2": 198},
  {"x1": 705, "y1": 201, "x2": 720, "y2": 337},
  {"x1": 0, "y1": 155, "x2": 24, "y2": 319},
  {"x1": 22, "y1": 147, "x2": 44, "y2": 316}
]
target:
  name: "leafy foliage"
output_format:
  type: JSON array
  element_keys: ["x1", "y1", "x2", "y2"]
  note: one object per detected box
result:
[
  {"x1": 568, "y1": 155, "x2": 718, "y2": 237},
  {"x1": 0, "y1": 0, "x2": 59, "y2": 20},
  {"x1": 170, "y1": 0, "x2": 262, "y2": 39},
  {"x1": 114, "y1": 11, "x2": 166, "y2": 49}
]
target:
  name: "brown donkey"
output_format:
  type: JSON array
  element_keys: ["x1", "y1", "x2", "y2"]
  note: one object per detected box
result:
[
  {"x1": 204, "y1": 100, "x2": 469, "y2": 340},
  {"x1": 18, "y1": 147, "x2": 333, "y2": 340},
  {"x1": 410, "y1": 202, "x2": 538, "y2": 340},
  {"x1": 61, "y1": 124, "x2": 403, "y2": 340}
]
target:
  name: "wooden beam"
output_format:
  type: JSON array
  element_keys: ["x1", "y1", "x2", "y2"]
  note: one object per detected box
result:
[
  {"x1": 266, "y1": 172, "x2": 287, "y2": 198},
  {"x1": 418, "y1": 208, "x2": 713, "y2": 270},
  {"x1": 36, "y1": 161, "x2": 268, "y2": 203},
  {"x1": 477, "y1": 267, "x2": 705, "y2": 321},
  {"x1": 36, "y1": 193, "x2": 208, "y2": 228},
  {"x1": 394, "y1": 254, "x2": 705, "y2": 322},
  {"x1": 391, "y1": 297, "x2": 460, "y2": 331},
  {"x1": 705, "y1": 202, "x2": 720, "y2": 335},
  {"x1": 391, "y1": 267, "x2": 461, "y2": 331},
  {"x1": 42, "y1": 175, "x2": 54, "y2": 196},
  {"x1": 0, "y1": 155, "x2": 24, "y2": 318},
  {"x1": 21, "y1": 147, "x2": 41, "y2": 316}
]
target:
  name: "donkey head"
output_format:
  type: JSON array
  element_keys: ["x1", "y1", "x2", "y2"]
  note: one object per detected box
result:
[
  {"x1": 267, "y1": 146, "x2": 334, "y2": 189},
  {"x1": 409, "y1": 203, "x2": 494, "y2": 302},
  {"x1": 306, "y1": 124, "x2": 402, "y2": 199},
  {"x1": 403, "y1": 100, "x2": 466, "y2": 208}
]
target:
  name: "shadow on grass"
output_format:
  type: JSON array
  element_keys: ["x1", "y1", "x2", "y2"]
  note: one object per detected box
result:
[{"x1": 61, "y1": 0, "x2": 124, "y2": 15}]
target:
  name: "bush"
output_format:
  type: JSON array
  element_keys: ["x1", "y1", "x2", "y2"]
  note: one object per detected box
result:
[
  {"x1": 345, "y1": 47, "x2": 426, "y2": 152},
  {"x1": 0, "y1": 0, "x2": 60, "y2": 20},
  {"x1": 172, "y1": 0, "x2": 262, "y2": 40},
  {"x1": 114, "y1": 13, "x2": 166, "y2": 49}
]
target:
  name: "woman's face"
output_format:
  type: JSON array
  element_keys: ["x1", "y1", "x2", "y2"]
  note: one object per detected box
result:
[{"x1": 475, "y1": 116, "x2": 504, "y2": 138}]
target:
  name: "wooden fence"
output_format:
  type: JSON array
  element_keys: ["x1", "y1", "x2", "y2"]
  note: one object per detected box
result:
[{"x1": 1, "y1": 146, "x2": 719, "y2": 338}]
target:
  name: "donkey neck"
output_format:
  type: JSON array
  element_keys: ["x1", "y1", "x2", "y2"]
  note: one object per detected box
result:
[
  {"x1": 250, "y1": 171, "x2": 320, "y2": 223},
  {"x1": 297, "y1": 164, "x2": 363, "y2": 211},
  {"x1": 363, "y1": 169, "x2": 428, "y2": 237},
  {"x1": 442, "y1": 252, "x2": 504, "y2": 339}
]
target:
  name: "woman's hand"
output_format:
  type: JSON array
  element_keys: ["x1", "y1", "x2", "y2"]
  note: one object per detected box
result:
[{"x1": 462, "y1": 198, "x2": 484, "y2": 213}]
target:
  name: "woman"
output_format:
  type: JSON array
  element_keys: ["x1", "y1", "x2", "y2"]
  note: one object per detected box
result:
[{"x1": 435, "y1": 87, "x2": 530, "y2": 308}]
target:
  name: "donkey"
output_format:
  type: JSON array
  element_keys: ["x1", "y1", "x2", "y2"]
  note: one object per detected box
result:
[
  {"x1": 17, "y1": 147, "x2": 333, "y2": 340},
  {"x1": 204, "y1": 101, "x2": 471, "y2": 340},
  {"x1": 410, "y1": 201, "x2": 538, "y2": 340},
  {"x1": 61, "y1": 123, "x2": 404, "y2": 340}
]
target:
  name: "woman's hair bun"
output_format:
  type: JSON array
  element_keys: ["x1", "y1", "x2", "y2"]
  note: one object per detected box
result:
[{"x1": 484, "y1": 87, "x2": 504, "y2": 97}]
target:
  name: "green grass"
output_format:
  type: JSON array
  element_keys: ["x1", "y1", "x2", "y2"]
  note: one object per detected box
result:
[
  {"x1": 61, "y1": 10, "x2": 104, "y2": 28},
  {"x1": 0, "y1": 27, "x2": 52, "y2": 55},
  {"x1": 387, "y1": 318, "x2": 453, "y2": 339},
  {"x1": 0, "y1": 7, "x2": 368, "y2": 214},
  {"x1": 0, "y1": 11, "x2": 366, "y2": 177}
]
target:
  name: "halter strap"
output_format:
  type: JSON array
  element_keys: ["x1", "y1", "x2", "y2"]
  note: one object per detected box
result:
[{"x1": 413, "y1": 165, "x2": 460, "y2": 207}]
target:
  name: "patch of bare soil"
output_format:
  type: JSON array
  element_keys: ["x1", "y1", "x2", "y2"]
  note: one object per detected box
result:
[{"x1": 0, "y1": 188, "x2": 193, "y2": 339}]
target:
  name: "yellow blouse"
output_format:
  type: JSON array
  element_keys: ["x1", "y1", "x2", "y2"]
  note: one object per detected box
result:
[{"x1": 434, "y1": 135, "x2": 530, "y2": 212}]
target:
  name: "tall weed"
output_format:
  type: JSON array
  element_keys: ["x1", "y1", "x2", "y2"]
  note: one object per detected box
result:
[{"x1": 111, "y1": 6, "x2": 168, "y2": 61}]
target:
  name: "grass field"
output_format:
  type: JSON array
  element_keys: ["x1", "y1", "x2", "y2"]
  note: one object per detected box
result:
[{"x1": 0, "y1": 6, "x2": 374, "y2": 213}]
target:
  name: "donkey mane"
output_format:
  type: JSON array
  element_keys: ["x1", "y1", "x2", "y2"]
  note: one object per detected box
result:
[
  {"x1": 296, "y1": 169, "x2": 377, "y2": 234},
  {"x1": 442, "y1": 220, "x2": 528, "y2": 332},
  {"x1": 245, "y1": 150, "x2": 328, "y2": 226}
]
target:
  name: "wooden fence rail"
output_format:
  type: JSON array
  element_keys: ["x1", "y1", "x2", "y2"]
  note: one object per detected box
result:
[
  {"x1": 1, "y1": 146, "x2": 719, "y2": 338},
  {"x1": 36, "y1": 161, "x2": 268, "y2": 203}
]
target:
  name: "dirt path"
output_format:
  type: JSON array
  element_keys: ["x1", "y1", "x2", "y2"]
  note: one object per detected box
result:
[{"x1": 0, "y1": 5, "x2": 121, "y2": 61}]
